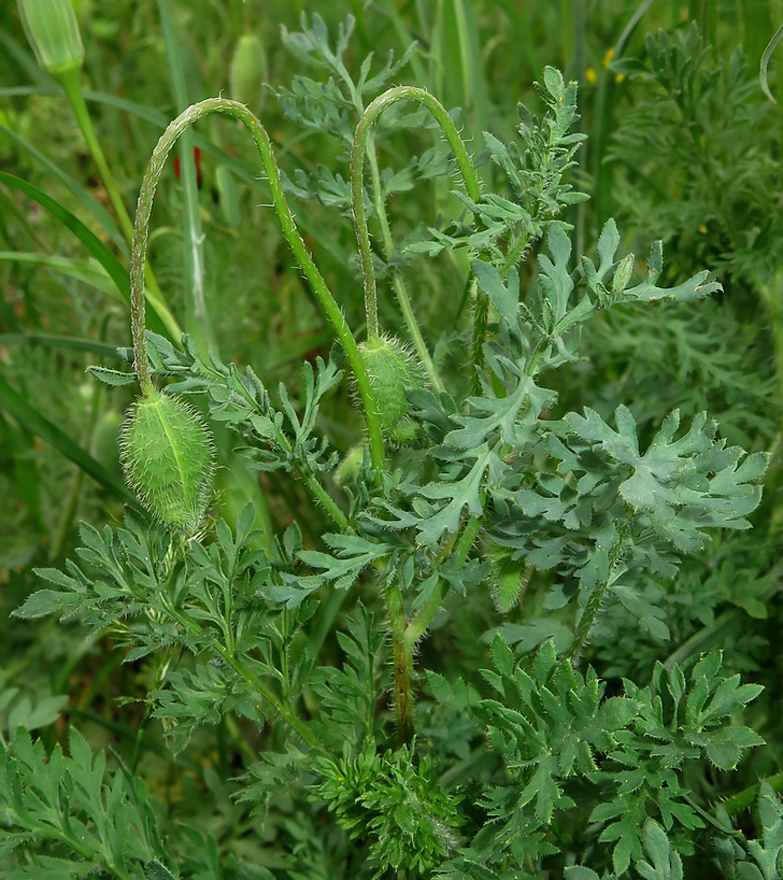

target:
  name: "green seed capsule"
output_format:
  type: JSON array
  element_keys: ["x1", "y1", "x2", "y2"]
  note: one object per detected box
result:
[
  {"x1": 229, "y1": 33, "x2": 267, "y2": 112},
  {"x1": 359, "y1": 335, "x2": 426, "y2": 442},
  {"x1": 17, "y1": 0, "x2": 84, "y2": 76},
  {"x1": 120, "y1": 388, "x2": 215, "y2": 533}
]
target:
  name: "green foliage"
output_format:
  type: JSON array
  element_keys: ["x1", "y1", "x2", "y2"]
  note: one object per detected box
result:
[
  {"x1": 0, "y1": 7, "x2": 779, "y2": 880},
  {"x1": 451, "y1": 640, "x2": 762, "y2": 875},
  {"x1": 119, "y1": 388, "x2": 216, "y2": 534},
  {"x1": 313, "y1": 744, "x2": 460, "y2": 877},
  {"x1": 0, "y1": 726, "x2": 166, "y2": 878}
]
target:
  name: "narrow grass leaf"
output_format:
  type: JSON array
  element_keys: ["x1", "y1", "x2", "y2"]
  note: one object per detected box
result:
[
  {"x1": 0, "y1": 374, "x2": 138, "y2": 506},
  {"x1": 0, "y1": 170, "x2": 171, "y2": 339}
]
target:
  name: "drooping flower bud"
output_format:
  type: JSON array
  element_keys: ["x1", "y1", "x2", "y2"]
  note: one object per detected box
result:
[
  {"x1": 120, "y1": 388, "x2": 215, "y2": 534},
  {"x1": 359, "y1": 334, "x2": 426, "y2": 443}
]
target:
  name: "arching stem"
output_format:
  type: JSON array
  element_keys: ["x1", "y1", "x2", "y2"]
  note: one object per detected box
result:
[
  {"x1": 129, "y1": 98, "x2": 385, "y2": 476},
  {"x1": 350, "y1": 86, "x2": 482, "y2": 373}
]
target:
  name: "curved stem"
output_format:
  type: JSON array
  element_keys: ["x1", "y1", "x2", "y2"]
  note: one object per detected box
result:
[
  {"x1": 350, "y1": 86, "x2": 482, "y2": 352},
  {"x1": 128, "y1": 98, "x2": 385, "y2": 475},
  {"x1": 57, "y1": 67, "x2": 181, "y2": 342}
]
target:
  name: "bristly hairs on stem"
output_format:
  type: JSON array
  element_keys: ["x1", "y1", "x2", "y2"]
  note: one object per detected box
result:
[
  {"x1": 350, "y1": 86, "x2": 482, "y2": 374},
  {"x1": 127, "y1": 97, "x2": 386, "y2": 478}
]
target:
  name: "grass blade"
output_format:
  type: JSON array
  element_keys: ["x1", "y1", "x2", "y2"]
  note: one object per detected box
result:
[
  {"x1": 157, "y1": 0, "x2": 214, "y2": 354},
  {"x1": 0, "y1": 170, "x2": 173, "y2": 339},
  {"x1": 0, "y1": 334, "x2": 121, "y2": 359},
  {"x1": 0, "y1": 374, "x2": 139, "y2": 507},
  {"x1": 760, "y1": 23, "x2": 783, "y2": 104},
  {"x1": 0, "y1": 122, "x2": 126, "y2": 252},
  {"x1": 0, "y1": 252, "x2": 118, "y2": 296}
]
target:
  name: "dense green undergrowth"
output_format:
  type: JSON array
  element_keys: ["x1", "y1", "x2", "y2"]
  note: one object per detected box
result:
[{"x1": 1, "y1": 2, "x2": 782, "y2": 878}]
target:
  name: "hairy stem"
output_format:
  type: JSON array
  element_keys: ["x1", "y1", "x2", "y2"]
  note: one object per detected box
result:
[
  {"x1": 386, "y1": 579, "x2": 415, "y2": 745},
  {"x1": 128, "y1": 98, "x2": 385, "y2": 476},
  {"x1": 57, "y1": 67, "x2": 180, "y2": 342},
  {"x1": 723, "y1": 772, "x2": 783, "y2": 817},
  {"x1": 363, "y1": 135, "x2": 445, "y2": 392},
  {"x1": 350, "y1": 86, "x2": 481, "y2": 359},
  {"x1": 385, "y1": 514, "x2": 483, "y2": 745},
  {"x1": 469, "y1": 278, "x2": 489, "y2": 396}
]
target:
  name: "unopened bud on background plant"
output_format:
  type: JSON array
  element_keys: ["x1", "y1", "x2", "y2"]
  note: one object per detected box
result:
[
  {"x1": 229, "y1": 33, "x2": 267, "y2": 111},
  {"x1": 359, "y1": 334, "x2": 425, "y2": 443},
  {"x1": 17, "y1": 0, "x2": 84, "y2": 76},
  {"x1": 120, "y1": 388, "x2": 215, "y2": 534}
]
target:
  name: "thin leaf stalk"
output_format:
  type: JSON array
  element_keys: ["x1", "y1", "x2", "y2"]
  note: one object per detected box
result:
[
  {"x1": 221, "y1": 368, "x2": 349, "y2": 530},
  {"x1": 567, "y1": 534, "x2": 628, "y2": 663},
  {"x1": 158, "y1": 591, "x2": 322, "y2": 751},
  {"x1": 350, "y1": 85, "x2": 482, "y2": 347},
  {"x1": 128, "y1": 97, "x2": 385, "y2": 477},
  {"x1": 404, "y1": 513, "x2": 483, "y2": 649}
]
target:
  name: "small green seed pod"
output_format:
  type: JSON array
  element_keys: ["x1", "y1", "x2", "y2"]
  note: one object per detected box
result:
[
  {"x1": 229, "y1": 33, "x2": 267, "y2": 112},
  {"x1": 359, "y1": 334, "x2": 426, "y2": 441},
  {"x1": 120, "y1": 388, "x2": 215, "y2": 534},
  {"x1": 17, "y1": 0, "x2": 84, "y2": 76}
]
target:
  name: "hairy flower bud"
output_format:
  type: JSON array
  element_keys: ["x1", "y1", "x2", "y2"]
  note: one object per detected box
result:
[
  {"x1": 120, "y1": 388, "x2": 215, "y2": 533},
  {"x1": 359, "y1": 334, "x2": 426, "y2": 443}
]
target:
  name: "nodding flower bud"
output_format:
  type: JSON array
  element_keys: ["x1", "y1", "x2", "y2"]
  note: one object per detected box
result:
[
  {"x1": 120, "y1": 388, "x2": 215, "y2": 534},
  {"x1": 359, "y1": 334, "x2": 426, "y2": 444},
  {"x1": 17, "y1": 0, "x2": 84, "y2": 76}
]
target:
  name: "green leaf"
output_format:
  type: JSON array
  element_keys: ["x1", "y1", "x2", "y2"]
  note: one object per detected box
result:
[
  {"x1": 703, "y1": 726, "x2": 765, "y2": 771},
  {"x1": 145, "y1": 861, "x2": 178, "y2": 880},
  {"x1": 635, "y1": 820, "x2": 684, "y2": 880},
  {"x1": 595, "y1": 697, "x2": 641, "y2": 731},
  {"x1": 490, "y1": 634, "x2": 515, "y2": 679},
  {"x1": 86, "y1": 365, "x2": 137, "y2": 386},
  {"x1": 565, "y1": 869, "x2": 604, "y2": 880},
  {"x1": 566, "y1": 406, "x2": 767, "y2": 550}
]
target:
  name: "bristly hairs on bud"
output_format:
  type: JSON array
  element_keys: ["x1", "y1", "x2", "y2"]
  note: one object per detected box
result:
[
  {"x1": 119, "y1": 387, "x2": 215, "y2": 534},
  {"x1": 358, "y1": 333, "x2": 427, "y2": 444}
]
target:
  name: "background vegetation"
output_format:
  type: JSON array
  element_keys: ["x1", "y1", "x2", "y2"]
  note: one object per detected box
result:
[{"x1": 1, "y1": 1, "x2": 782, "y2": 877}]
